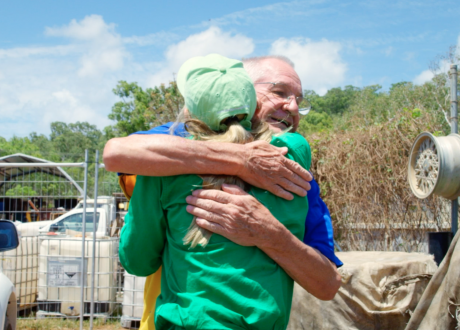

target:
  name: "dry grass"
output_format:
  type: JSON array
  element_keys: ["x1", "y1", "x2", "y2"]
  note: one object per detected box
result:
[
  {"x1": 17, "y1": 317, "x2": 125, "y2": 330},
  {"x1": 307, "y1": 108, "x2": 455, "y2": 252}
]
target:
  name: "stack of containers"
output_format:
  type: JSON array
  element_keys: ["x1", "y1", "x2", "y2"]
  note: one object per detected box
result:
[
  {"x1": 37, "y1": 236, "x2": 119, "y2": 317},
  {"x1": 121, "y1": 272, "x2": 146, "y2": 328},
  {"x1": 0, "y1": 232, "x2": 39, "y2": 310}
]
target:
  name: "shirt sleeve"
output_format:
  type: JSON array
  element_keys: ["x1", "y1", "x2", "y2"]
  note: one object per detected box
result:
[
  {"x1": 119, "y1": 175, "x2": 167, "y2": 276},
  {"x1": 133, "y1": 122, "x2": 187, "y2": 137},
  {"x1": 304, "y1": 177, "x2": 343, "y2": 267}
]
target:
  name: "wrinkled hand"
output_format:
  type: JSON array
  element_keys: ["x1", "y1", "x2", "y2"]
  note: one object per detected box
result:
[
  {"x1": 185, "y1": 184, "x2": 284, "y2": 248},
  {"x1": 238, "y1": 140, "x2": 312, "y2": 200}
]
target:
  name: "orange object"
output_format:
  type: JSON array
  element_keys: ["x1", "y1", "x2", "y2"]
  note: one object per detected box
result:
[{"x1": 118, "y1": 174, "x2": 137, "y2": 200}]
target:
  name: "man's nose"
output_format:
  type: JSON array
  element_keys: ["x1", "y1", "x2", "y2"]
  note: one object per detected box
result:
[{"x1": 284, "y1": 97, "x2": 300, "y2": 116}]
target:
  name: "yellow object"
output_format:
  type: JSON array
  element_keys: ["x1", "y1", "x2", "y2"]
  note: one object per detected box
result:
[
  {"x1": 26, "y1": 211, "x2": 40, "y2": 222},
  {"x1": 118, "y1": 173, "x2": 161, "y2": 330},
  {"x1": 139, "y1": 268, "x2": 162, "y2": 330},
  {"x1": 118, "y1": 174, "x2": 137, "y2": 200}
]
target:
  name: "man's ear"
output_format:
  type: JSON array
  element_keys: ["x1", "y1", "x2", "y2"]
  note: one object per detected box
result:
[{"x1": 255, "y1": 100, "x2": 261, "y2": 112}]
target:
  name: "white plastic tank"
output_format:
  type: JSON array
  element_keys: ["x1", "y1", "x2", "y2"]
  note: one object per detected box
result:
[
  {"x1": 122, "y1": 272, "x2": 146, "y2": 319},
  {"x1": 0, "y1": 234, "x2": 39, "y2": 309},
  {"x1": 37, "y1": 236, "x2": 119, "y2": 316}
]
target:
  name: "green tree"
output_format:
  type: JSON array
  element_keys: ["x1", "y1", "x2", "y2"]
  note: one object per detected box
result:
[
  {"x1": 145, "y1": 81, "x2": 184, "y2": 127},
  {"x1": 0, "y1": 136, "x2": 43, "y2": 158},
  {"x1": 107, "y1": 81, "x2": 153, "y2": 138},
  {"x1": 50, "y1": 121, "x2": 104, "y2": 161},
  {"x1": 107, "y1": 80, "x2": 184, "y2": 138},
  {"x1": 304, "y1": 85, "x2": 361, "y2": 116},
  {"x1": 5, "y1": 184, "x2": 37, "y2": 197},
  {"x1": 298, "y1": 111, "x2": 333, "y2": 135}
]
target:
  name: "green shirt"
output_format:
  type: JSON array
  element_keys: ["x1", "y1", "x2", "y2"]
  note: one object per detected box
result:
[{"x1": 120, "y1": 132, "x2": 311, "y2": 330}]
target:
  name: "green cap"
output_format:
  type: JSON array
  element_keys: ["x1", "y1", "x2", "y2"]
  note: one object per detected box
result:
[{"x1": 177, "y1": 54, "x2": 256, "y2": 131}]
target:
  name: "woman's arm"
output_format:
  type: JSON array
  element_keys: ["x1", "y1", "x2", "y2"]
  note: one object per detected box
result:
[{"x1": 119, "y1": 175, "x2": 166, "y2": 276}]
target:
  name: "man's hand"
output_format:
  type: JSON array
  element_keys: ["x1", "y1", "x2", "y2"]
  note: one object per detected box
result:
[
  {"x1": 185, "y1": 184, "x2": 342, "y2": 301},
  {"x1": 238, "y1": 140, "x2": 312, "y2": 200},
  {"x1": 186, "y1": 184, "x2": 284, "y2": 247}
]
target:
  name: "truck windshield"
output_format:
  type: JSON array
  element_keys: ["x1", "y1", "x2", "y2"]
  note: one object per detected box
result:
[{"x1": 51, "y1": 212, "x2": 100, "y2": 233}]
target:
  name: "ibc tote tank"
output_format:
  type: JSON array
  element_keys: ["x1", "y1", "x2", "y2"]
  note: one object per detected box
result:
[
  {"x1": 37, "y1": 236, "x2": 118, "y2": 317},
  {"x1": 0, "y1": 234, "x2": 39, "y2": 309}
]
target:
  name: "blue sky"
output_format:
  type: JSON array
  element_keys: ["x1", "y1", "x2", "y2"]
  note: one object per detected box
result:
[{"x1": 1, "y1": 0, "x2": 459, "y2": 139}]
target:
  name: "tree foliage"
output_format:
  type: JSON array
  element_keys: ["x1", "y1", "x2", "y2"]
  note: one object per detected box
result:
[
  {"x1": 106, "y1": 80, "x2": 184, "y2": 138},
  {"x1": 298, "y1": 111, "x2": 333, "y2": 135},
  {"x1": 305, "y1": 85, "x2": 361, "y2": 116},
  {"x1": 50, "y1": 121, "x2": 104, "y2": 162}
]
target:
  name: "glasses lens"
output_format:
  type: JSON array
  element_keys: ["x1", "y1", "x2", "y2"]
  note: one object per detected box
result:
[
  {"x1": 298, "y1": 107, "x2": 311, "y2": 115},
  {"x1": 298, "y1": 99, "x2": 311, "y2": 115}
]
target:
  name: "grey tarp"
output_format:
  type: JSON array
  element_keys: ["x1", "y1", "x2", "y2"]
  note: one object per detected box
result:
[
  {"x1": 287, "y1": 251, "x2": 437, "y2": 330},
  {"x1": 404, "y1": 230, "x2": 460, "y2": 330}
]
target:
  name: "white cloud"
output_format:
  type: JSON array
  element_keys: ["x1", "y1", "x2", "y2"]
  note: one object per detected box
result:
[
  {"x1": 0, "y1": 20, "x2": 256, "y2": 139},
  {"x1": 270, "y1": 37, "x2": 347, "y2": 95},
  {"x1": 413, "y1": 60, "x2": 451, "y2": 85},
  {"x1": 52, "y1": 89, "x2": 78, "y2": 106},
  {"x1": 45, "y1": 15, "x2": 117, "y2": 41},
  {"x1": 413, "y1": 35, "x2": 460, "y2": 85},
  {"x1": 122, "y1": 32, "x2": 177, "y2": 46},
  {"x1": 413, "y1": 69, "x2": 434, "y2": 85},
  {"x1": 146, "y1": 26, "x2": 254, "y2": 87},
  {"x1": 403, "y1": 52, "x2": 415, "y2": 61},
  {"x1": 0, "y1": 15, "x2": 134, "y2": 138},
  {"x1": 46, "y1": 15, "x2": 128, "y2": 77},
  {"x1": 384, "y1": 46, "x2": 394, "y2": 56},
  {"x1": 0, "y1": 45, "x2": 76, "y2": 59}
]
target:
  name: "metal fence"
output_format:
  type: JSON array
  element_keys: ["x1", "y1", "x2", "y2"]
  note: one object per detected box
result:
[{"x1": 0, "y1": 151, "x2": 142, "y2": 330}]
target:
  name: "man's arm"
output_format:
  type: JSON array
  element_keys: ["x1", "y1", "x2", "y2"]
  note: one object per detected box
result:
[
  {"x1": 185, "y1": 184, "x2": 342, "y2": 301},
  {"x1": 103, "y1": 134, "x2": 312, "y2": 200},
  {"x1": 303, "y1": 178, "x2": 343, "y2": 267}
]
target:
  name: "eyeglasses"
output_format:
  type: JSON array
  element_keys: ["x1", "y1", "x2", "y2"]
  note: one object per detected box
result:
[{"x1": 254, "y1": 82, "x2": 311, "y2": 115}]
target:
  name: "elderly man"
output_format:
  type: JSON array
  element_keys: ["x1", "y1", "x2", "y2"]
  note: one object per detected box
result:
[{"x1": 104, "y1": 56, "x2": 342, "y2": 303}]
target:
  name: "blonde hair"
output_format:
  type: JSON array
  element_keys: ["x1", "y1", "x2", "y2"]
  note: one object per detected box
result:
[{"x1": 183, "y1": 118, "x2": 272, "y2": 248}]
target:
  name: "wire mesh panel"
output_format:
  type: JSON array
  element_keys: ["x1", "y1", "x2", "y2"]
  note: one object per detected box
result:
[
  {"x1": 121, "y1": 272, "x2": 146, "y2": 328},
  {"x1": 0, "y1": 234, "x2": 39, "y2": 310},
  {"x1": 0, "y1": 164, "x2": 84, "y2": 223},
  {"x1": 37, "y1": 237, "x2": 119, "y2": 318}
]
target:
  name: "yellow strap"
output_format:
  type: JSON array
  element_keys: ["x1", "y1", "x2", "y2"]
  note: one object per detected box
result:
[{"x1": 139, "y1": 268, "x2": 162, "y2": 330}]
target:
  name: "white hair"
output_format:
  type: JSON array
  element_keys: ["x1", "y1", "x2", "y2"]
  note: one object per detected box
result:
[{"x1": 242, "y1": 55, "x2": 295, "y2": 83}]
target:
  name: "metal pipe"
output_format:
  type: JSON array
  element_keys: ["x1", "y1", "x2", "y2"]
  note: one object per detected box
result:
[
  {"x1": 90, "y1": 151, "x2": 99, "y2": 329},
  {"x1": 0, "y1": 162, "x2": 85, "y2": 167},
  {"x1": 80, "y1": 150, "x2": 89, "y2": 330},
  {"x1": 451, "y1": 65, "x2": 458, "y2": 134},
  {"x1": 451, "y1": 64, "x2": 458, "y2": 236}
]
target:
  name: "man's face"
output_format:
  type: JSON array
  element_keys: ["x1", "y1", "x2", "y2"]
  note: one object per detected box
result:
[{"x1": 251, "y1": 59, "x2": 303, "y2": 133}]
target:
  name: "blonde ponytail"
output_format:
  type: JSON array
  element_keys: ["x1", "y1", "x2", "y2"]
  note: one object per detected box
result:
[{"x1": 183, "y1": 119, "x2": 272, "y2": 248}]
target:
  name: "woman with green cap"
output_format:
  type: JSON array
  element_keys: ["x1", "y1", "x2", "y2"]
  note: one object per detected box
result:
[{"x1": 120, "y1": 54, "x2": 312, "y2": 330}]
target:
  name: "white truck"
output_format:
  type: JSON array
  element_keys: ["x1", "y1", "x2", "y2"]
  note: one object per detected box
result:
[{"x1": 37, "y1": 196, "x2": 118, "y2": 237}]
